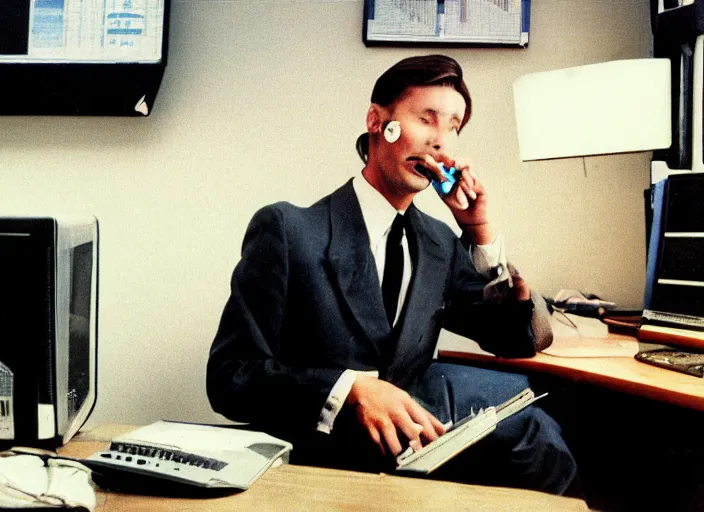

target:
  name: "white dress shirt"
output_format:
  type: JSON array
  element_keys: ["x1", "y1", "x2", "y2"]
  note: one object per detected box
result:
[{"x1": 316, "y1": 176, "x2": 505, "y2": 433}]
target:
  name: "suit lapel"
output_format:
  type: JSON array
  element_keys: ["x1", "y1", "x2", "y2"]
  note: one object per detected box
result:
[
  {"x1": 326, "y1": 180, "x2": 391, "y2": 349},
  {"x1": 389, "y1": 205, "x2": 448, "y2": 369}
]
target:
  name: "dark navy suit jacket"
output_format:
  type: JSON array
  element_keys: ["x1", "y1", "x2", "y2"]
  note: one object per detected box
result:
[{"x1": 207, "y1": 180, "x2": 548, "y2": 437}]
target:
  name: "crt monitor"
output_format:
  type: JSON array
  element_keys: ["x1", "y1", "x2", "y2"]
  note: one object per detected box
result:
[
  {"x1": 0, "y1": 0, "x2": 170, "y2": 115},
  {"x1": 0, "y1": 0, "x2": 166, "y2": 64},
  {"x1": 0, "y1": 215, "x2": 98, "y2": 448}
]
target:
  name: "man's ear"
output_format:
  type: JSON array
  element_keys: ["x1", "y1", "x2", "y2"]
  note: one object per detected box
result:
[{"x1": 366, "y1": 104, "x2": 385, "y2": 134}]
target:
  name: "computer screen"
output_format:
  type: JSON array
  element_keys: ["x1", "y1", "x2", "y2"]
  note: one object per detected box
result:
[
  {"x1": 644, "y1": 175, "x2": 704, "y2": 321},
  {"x1": 0, "y1": 0, "x2": 166, "y2": 64}
]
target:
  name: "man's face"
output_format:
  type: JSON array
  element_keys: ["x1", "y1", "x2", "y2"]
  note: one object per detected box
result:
[{"x1": 369, "y1": 85, "x2": 466, "y2": 200}]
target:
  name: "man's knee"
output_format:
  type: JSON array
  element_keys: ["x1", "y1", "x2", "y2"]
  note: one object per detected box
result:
[{"x1": 499, "y1": 406, "x2": 579, "y2": 495}]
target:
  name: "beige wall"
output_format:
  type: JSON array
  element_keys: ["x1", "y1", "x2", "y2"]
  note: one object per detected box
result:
[{"x1": 0, "y1": 0, "x2": 652, "y2": 425}]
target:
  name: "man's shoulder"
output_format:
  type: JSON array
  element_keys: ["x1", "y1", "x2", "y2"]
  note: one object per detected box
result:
[
  {"x1": 251, "y1": 180, "x2": 353, "y2": 229},
  {"x1": 251, "y1": 201, "x2": 322, "y2": 229}
]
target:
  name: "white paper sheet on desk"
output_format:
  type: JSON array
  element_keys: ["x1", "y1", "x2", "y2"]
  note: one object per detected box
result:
[
  {"x1": 541, "y1": 335, "x2": 639, "y2": 358},
  {"x1": 550, "y1": 313, "x2": 608, "y2": 338},
  {"x1": 544, "y1": 314, "x2": 638, "y2": 357}
]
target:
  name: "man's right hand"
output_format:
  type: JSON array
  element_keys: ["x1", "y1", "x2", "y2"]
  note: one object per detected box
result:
[{"x1": 346, "y1": 375, "x2": 446, "y2": 457}]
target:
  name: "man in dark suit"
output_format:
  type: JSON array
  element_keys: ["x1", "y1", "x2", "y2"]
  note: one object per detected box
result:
[{"x1": 207, "y1": 55, "x2": 579, "y2": 495}]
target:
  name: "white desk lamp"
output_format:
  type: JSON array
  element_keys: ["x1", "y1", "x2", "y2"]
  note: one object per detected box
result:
[{"x1": 513, "y1": 59, "x2": 672, "y2": 161}]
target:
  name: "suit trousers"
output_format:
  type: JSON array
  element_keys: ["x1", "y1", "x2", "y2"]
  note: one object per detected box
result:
[{"x1": 288, "y1": 362, "x2": 579, "y2": 496}]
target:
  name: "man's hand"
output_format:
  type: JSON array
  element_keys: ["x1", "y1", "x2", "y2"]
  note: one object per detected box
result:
[
  {"x1": 485, "y1": 262, "x2": 532, "y2": 303},
  {"x1": 507, "y1": 263, "x2": 532, "y2": 302},
  {"x1": 346, "y1": 375, "x2": 446, "y2": 457},
  {"x1": 420, "y1": 154, "x2": 494, "y2": 245}
]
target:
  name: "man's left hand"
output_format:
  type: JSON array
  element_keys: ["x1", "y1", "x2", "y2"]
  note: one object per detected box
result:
[
  {"x1": 421, "y1": 155, "x2": 493, "y2": 244},
  {"x1": 507, "y1": 263, "x2": 532, "y2": 302}
]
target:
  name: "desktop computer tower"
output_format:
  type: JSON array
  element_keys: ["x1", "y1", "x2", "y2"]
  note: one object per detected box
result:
[{"x1": 0, "y1": 216, "x2": 98, "y2": 448}]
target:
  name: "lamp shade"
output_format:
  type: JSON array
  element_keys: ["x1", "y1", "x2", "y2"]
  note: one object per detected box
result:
[{"x1": 513, "y1": 59, "x2": 672, "y2": 161}]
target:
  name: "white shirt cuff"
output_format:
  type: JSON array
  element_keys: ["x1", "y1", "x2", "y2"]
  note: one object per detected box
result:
[
  {"x1": 471, "y1": 233, "x2": 506, "y2": 278},
  {"x1": 316, "y1": 369, "x2": 379, "y2": 434}
]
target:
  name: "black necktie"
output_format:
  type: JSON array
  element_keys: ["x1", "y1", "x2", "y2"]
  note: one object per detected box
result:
[{"x1": 382, "y1": 214, "x2": 405, "y2": 326}]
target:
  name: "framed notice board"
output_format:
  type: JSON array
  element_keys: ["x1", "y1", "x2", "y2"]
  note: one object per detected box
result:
[{"x1": 363, "y1": 0, "x2": 531, "y2": 48}]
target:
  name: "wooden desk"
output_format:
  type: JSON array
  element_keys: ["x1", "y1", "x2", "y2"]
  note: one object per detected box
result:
[
  {"x1": 59, "y1": 424, "x2": 588, "y2": 511},
  {"x1": 437, "y1": 331, "x2": 704, "y2": 511},
  {"x1": 438, "y1": 330, "x2": 704, "y2": 412}
]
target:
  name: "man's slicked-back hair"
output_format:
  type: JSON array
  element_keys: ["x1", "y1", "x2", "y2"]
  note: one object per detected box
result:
[{"x1": 356, "y1": 54, "x2": 472, "y2": 163}]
